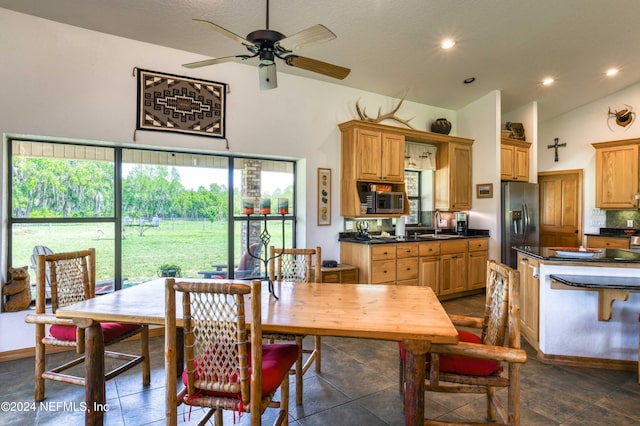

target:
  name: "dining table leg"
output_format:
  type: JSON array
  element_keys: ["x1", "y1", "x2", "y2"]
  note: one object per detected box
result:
[
  {"x1": 402, "y1": 340, "x2": 431, "y2": 426},
  {"x1": 84, "y1": 321, "x2": 105, "y2": 426}
]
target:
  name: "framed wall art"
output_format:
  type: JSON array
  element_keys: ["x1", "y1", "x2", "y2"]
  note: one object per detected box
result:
[
  {"x1": 476, "y1": 183, "x2": 493, "y2": 199},
  {"x1": 318, "y1": 168, "x2": 331, "y2": 226},
  {"x1": 136, "y1": 68, "x2": 226, "y2": 139}
]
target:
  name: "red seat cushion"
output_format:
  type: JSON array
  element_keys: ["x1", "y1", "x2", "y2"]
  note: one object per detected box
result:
[
  {"x1": 50, "y1": 322, "x2": 141, "y2": 343},
  {"x1": 182, "y1": 343, "x2": 299, "y2": 399},
  {"x1": 399, "y1": 330, "x2": 502, "y2": 377}
]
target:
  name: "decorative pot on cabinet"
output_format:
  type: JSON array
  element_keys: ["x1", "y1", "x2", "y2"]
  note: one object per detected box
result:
[{"x1": 431, "y1": 118, "x2": 452, "y2": 135}]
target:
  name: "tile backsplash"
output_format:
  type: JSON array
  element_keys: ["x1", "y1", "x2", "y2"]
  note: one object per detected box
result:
[{"x1": 606, "y1": 210, "x2": 640, "y2": 229}]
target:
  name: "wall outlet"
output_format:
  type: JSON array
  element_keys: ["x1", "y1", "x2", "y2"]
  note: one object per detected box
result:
[
  {"x1": 345, "y1": 221, "x2": 353, "y2": 230},
  {"x1": 627, "y1": 219, "x2": 634, "y2": 227},
  {"x1": 377, "y1": 219, "x2": 382, "y2": 226}
]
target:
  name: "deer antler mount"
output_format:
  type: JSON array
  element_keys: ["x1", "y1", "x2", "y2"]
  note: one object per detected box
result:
[
  {"x1": 355, "y1": 98, "x2": 416, "y2": 129},
  {"x1": 608, "y1": 104, "x2": 635, "y2": 128}
]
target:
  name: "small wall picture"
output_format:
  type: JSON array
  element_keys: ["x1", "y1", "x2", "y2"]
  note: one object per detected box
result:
[
  {"x1": 318, "y1": 168, "x2": 331, "y2": 226},
  {"x1": 476, "y1": 183, "x2": 493, "y2": 199}
]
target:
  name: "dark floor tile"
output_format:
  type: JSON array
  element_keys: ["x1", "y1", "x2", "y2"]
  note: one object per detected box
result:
[
  {"x1": 3, "y1": 292, "x2": 638, "y2": 425},
  {"x1": 297, "y1": 399, "x2": 388, "y2": 426}
]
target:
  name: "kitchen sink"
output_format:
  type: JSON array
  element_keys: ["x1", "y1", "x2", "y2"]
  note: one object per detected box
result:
[{"x1": 414, "y1": 234, "x2": 462, "y2": 240}]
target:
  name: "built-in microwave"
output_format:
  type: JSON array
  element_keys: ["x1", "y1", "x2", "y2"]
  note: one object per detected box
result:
[{"x1": 360, "y1": 191, "x2": 405, "y2": 214}]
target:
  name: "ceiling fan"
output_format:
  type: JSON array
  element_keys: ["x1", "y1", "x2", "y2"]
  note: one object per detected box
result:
[{"x1": 182, "y1": 0, "x2": 351, "y2": 90}]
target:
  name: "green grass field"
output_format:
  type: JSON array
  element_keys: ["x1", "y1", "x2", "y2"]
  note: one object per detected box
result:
[{"x1": 12, "y1": 219, "x2": 290, "y2": 285}]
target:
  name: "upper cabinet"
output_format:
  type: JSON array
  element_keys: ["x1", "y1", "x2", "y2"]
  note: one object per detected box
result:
[
  {"x1": 501, "y1": 138, "x2": 530, "y2": 181},
  {"x1": 435, "y1": 142, "x2": 472, "y2": 211},
  {"x1": 593, "y1": 139, "x2": 640, "y2": 209},
  {"x1": 339, "y1": 120, "x2": 474, "y2": 217},
  {"x1": 354, "y1": 128, "x2": 405, "y2": 182}
]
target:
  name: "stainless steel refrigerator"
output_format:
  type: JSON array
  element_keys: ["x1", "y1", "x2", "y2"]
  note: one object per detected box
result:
[{"x1": 501, "y1": 182, "x2": 539, "y2": 269}]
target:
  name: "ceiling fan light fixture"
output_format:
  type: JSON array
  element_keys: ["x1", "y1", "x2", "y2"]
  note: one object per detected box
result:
[{"x1": 259, "y1": 63, "x2": 278, "y2": 90}]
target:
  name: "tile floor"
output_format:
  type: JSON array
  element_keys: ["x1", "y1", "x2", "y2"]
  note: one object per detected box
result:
[{"x1": 2, "y1": 294, "x2": 639, "y2": 425}]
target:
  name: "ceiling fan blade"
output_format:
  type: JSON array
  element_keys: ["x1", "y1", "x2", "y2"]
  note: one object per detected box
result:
[
  {"x1": 277, "y1": 24, "x2": 336, "y2": 52},
  {"x1": 182, "y1": 55, "x2": 250, "y2": 69},
  {"x1": 285, "y1": 55, "x2": 351, "y2": 80},
  {"x1": 192, "y1": 19, "x2": 256, "y2": 48}
]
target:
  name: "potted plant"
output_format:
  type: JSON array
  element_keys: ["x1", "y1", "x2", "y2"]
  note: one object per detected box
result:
[{"x1": 158, "y1": 263, "x2": 182, "y2": 278}]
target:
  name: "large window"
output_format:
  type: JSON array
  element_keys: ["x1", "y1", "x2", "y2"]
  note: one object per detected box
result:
[{"x1": 7, "y1": 138, "x2": 296, "y2": 303}]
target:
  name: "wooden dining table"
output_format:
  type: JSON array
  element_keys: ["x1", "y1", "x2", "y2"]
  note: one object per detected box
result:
[{"x1": 56, "y1": 278, "x2": 458, "y2": 426}]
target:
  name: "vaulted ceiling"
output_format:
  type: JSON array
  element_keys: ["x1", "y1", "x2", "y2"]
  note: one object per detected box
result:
[{"x1": 2, "y1": 0, "x2": 639, "y2": 121}]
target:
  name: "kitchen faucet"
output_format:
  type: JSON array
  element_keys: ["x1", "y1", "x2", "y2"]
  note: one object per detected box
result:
[{"x1": 434, "y1": 209, "x2": 441, "y2": 237}]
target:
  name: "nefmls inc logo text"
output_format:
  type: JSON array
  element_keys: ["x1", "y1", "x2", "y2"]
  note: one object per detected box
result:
[{"x1": 39, "y1": 401, "x2": 109, "y2": 412}]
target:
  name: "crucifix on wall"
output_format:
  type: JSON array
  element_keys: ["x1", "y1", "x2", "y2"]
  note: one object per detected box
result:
[{"x1": 547, "y1": 138, "x2": 567, "y2": 162}]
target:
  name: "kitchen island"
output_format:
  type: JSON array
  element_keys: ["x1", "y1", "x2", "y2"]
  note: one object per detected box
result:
[{"x1": 515, "y1": 246, "x2": 640, "y2": 370}]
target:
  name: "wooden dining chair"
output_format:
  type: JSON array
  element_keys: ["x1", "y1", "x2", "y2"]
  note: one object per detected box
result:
[
  {"x1": 167, "y1": 279, "x2": 298, "y2": 425},
  {"x1": 267, "y1": 246, "x2": 322, "y2": 405},
  {"x1": 399, "y1": 260, "x2": 527, "y2": 425},
  {"x1": 24, "y1": 248, "x2": 150, "y2": 402}
]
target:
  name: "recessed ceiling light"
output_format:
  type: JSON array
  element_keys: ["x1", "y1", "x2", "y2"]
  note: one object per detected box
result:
[
  {"x1": 441, "y1": 39, "x2": 456, "y2": 49},
  {"x1": 542, "y1": 77, "x2": 554, "y2": 86},
  {"x1": 606, "y1": 68, "x2": 619, "y2": 77},
  {"x1": 463, "y1": 77, "x2": 475, "y2": 84}
]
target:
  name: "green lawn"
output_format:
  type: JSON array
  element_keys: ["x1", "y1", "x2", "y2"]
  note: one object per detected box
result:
[{"x1": 11, "y1": 219, "x2": 289, "y2": 286}]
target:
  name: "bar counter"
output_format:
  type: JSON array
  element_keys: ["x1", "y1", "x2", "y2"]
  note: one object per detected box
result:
[{"x1": 514, "y1": 246, "x2": 640, "y2": 368}]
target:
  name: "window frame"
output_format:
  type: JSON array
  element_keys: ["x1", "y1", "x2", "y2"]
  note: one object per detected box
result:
[{"x1": 5, "y1": 136, "x2": 297, "y2": 295}]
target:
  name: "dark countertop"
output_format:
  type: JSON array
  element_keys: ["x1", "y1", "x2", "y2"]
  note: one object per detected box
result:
[
  {"x1": 514, "y1": 246, "x2": 640, "y2": 263},
  {"x1": 339, "y1": 230, "x2": 489, "y2": 245},
  {"x1": 584, "y1": 227, "x2": 637, "y2": 238},
  {"x1": 550, "y1": 274, "x2": 640, "y2": 290}
]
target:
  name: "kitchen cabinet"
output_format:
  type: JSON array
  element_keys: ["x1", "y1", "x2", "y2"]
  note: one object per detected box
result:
[
  {"x1": 438, "y1": 240, "x2": 468, "y2": 296},
  {"x1": 435, "y1": 143, "x2": 472, "y2": 210},
  {"x1": 341, "y1": 237, "x2": 487, "y2": 298},
  {"x1": 338, "y1": 120, "x2": 474, "y2": 218},
  {"x1": 320, "y1": 264, "x2": 359, "y2": 284},
  {"x1": 467, "y1": 238, "x2": 489, "y2": 290},
  {"x1": 340, "y1": 242, "x2": 395, "y2": 285},
  {"x1": 339, "y1": 121, "x2": 408, "y2": 218},
  {"x1": 353, "y1": 129, "x2": 405, "y2": 182},
  {"x1": 340, "y1": 242, "x2": 417, "y2": 286},
  {"x1": 501, "y1": 138, "x2": 530, "y2": 181},
  {"x1": 592, "y1": 139, "x2": 640, "y2": 209},
  {"x1": 585, "y1": 235, "x2": 630, "y2": 250},
  {"x1": 396, "y1": 242, "x2": 419, "y2": 286},
  {"x1": 517, "y1": 253, "x2": 539, "y2": 349}
]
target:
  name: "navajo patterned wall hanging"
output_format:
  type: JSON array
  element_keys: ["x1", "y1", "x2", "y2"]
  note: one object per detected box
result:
[{"x1": 136, "y1": 68, "x2": 226, "y2": 139}]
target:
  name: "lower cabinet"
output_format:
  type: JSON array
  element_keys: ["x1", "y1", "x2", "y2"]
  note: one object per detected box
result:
[
  {"x1": 468, "y1": 238, "x2": 489, "y2": 290},
  {"x1": 340, "y1": 238, "x2": 488, "y2": 298},
  {"x1": 419, "y1": 256, "x2": 439, "y2": 293},
  {"x1": 517, "y1": 253, "x2": 540, "y2": 348},
  {"x1": 320, "y1": 264, "x2": 359, "y2": 283},
  {"x1": 585, "y1": 235, "x2": 630, "y2": 249},
  {"x1": 418, "y1": 238, "x2": 488, "y2": 298},
  {"x1": 396, "y1": 242, "x2": 419, "y2": 286},
  {"x1": 439, "y1": 253, "x2": 467, "y2": 296}
]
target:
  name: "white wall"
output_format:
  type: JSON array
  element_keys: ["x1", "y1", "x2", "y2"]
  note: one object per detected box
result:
[
  {"x1": 538, "y1": 81, "x2": 640, "y2": 236},
  {"x1": 458, "y1": 91, "x2": 501, "y2": 261},
  {"x1": 0, "y1": 8, "x2": 455, "y2": 265}
]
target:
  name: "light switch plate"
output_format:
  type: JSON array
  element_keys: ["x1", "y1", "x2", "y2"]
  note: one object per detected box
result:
[{"x1": 627, "y1": 219, "x2": 634, "y2": 227}]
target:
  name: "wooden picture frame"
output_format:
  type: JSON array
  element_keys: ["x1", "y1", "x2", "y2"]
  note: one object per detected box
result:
[
  {"x1": 476, "y1": 183, "x2": 493, "y2": 199},
  {"x1": 318, "y1": 168, "x2": 331, "y2": 226}
]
